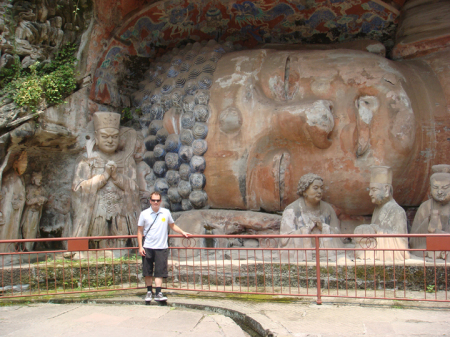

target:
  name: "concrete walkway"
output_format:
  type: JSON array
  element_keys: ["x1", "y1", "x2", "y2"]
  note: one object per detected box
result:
[
  {"x1": 0, "y1": 302, "x2": 248, "y2": 337},
  {"x1": 1, "y1": 291, "x2": 450, "y2": 336}
]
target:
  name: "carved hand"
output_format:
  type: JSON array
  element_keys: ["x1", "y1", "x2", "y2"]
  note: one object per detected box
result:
[
  {"x1": 106, "y1": 161, "x2": 118, "y2": 180},
  {"x1": 315, "y1": 220, "x2": 323, "y2": 231},
  {"x1": 310, "y1": 216, "x2": 322, "y2": 231},
  {"x1": 104, "y1": 164, "x2": 112, "y2": 178}
]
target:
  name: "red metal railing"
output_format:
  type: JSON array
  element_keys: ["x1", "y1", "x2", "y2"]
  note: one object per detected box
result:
[{"x1": 0, "y1": 234, "x2": 449, "y2": 304}]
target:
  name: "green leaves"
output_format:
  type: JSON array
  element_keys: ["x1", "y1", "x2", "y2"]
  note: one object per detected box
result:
[
  {"x1": 1, "y1": 44, "x2": 78, "y2": 113},
  {"x1": 41, "y1": 64, "x2": 76, "y2": 105}
]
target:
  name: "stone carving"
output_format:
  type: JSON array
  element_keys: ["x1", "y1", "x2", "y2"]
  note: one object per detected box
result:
[
  {"x1": 20, "y1": 172, "x2": 47, "y2": 251},
  {"x1": 354, "y1": 166, "x2": 410, "y2": 261},
  {"x1": 51, "y1": 193, "x2": 72, "y2": 242},
  {"x1": 133, "y1": 42, "x2": 448, "y2": 218},
  {"x1": 0, "y1": 171, "x2": 25, "y2": 253},
  {"x1": 71, "y1": 112, "x2": 140, "y2": 247},
  {"x1": 279, "y1": 173, "x2": 343, "y2": 261},
  {"x1": 197, "y1": 48, "x2": 446, "y2": 215},
  {"x1": 410, "y1": 165, "x2": 450, "y2": 260},
  {"x1": 0, "y1": 0, "x2": 89, "y2": 73},
  {"x1": 171, "y1": 209, "x2": 281, "y2": 258},
  {"x1": 134, "y1": 135, "x2": 153, "y2": 210}
]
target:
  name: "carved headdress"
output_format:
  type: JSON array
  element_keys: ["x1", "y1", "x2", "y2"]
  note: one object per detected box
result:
[
  {"x1": 93, "y1": 112, "x2": 120, "y2": 131},
  {"x1": 431, "y1": 164, "x2": 450, "y2": 181},
  {"x1": 370, "y1": 166, "x2": 392, "y2": 185}
]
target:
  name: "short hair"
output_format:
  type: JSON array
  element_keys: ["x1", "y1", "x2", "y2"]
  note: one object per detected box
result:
[
  {"x1": 297, "y1": 173, "x2": 323, "y2": 196},
  {"x1": 150, "y1": 191, "x2": 162, "y2": 200}
]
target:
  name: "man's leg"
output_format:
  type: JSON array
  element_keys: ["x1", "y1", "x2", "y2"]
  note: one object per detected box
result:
[
  {"x1": 145, "y1": 276, "x2": 153, "y2": 287},
  {"x1": 154, "y1": 277, "x2": 162, "y2": 287},
  {"x1": 142, "y1": 249, "x2": 155, "y2": 303},
  {"x1": 154, "y1": 249, "x2": 168, "y2": 301}
]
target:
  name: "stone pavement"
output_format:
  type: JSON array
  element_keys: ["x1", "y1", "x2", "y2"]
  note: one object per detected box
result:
[
  {"x1": 1, "y1": 291, "x2": 450, "y2": 337},
  {"x1": 0, "y1": 302, "x2": 248, "y2": 337}
]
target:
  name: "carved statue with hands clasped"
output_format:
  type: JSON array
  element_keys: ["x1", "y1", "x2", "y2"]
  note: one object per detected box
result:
[
  {"x1": 71, "y1": 112, "x2": 140, "y2": 248},
  {"x1": 354, "y1": 166, "x2": 409, "y2": 261},
  {"x1": 279, "y1": 173, "x2": 343, "y2": 260},
  {"x1": 410, "y1": 164, "x2": 450, "y2": 260}
]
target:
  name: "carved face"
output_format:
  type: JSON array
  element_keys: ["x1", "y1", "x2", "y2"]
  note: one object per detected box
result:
[
  {"x1": 431, "y1": 176, "x2": 450, "y2": 204},
  {"x1": 95, "y1": 128, "x2": 120, "y2": 154},
  {"x1": 204, "y1": 49, "x2": 437, "y2": 214},
  {"x1": 32, "y1": 175, "x2": 42, "y2": 187},
  {"x1": 369, "y1": 183, "x2": 389, "y2": 205},
  {"x1": 303, "y1": 179, "x2": 323, "y2": 205},
  {"x1": 11, "y1": 193, "x2": 24, "y2": 210}
]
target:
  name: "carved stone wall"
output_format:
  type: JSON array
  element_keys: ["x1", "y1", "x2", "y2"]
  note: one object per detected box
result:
[{"x1": 1, "y1": 0, "x2": 450, "y2": 249}]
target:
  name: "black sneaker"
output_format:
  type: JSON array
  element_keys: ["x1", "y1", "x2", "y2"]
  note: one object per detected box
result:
[
  {"x1": 145, "y1": 291, "x2": 153, "y2": 302},
  {"x1": 154, "y1": 292, "x2": 168, "y2": 302}
]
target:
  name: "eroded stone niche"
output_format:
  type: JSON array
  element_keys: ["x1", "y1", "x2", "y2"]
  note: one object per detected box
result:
[{"x1": 1, "y1": 0, "x2": 450, "y2": 255}]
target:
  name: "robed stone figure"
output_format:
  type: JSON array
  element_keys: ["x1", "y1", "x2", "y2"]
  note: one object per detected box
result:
[
  {"x1": 71, "y1": 112, "x2": 140, "y2": 247},
  {"x1": 354, "y1": 166, "x2": 410, "y2": 261}
]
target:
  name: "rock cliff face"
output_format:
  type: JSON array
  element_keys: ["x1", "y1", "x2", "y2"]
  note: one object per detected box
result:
[{"x1": 0, "y1": 0, "x2": 449, "y2": 249}]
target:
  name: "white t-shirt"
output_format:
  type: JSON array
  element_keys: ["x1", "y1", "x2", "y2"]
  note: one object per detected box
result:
[{"x1": 138, "y1": 207, "x2": 174, "y2": 249}]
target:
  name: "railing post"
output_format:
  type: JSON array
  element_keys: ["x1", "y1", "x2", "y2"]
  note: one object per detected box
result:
[{"x1": 315, "y1": 236, "x2": 322, "y2": 305}]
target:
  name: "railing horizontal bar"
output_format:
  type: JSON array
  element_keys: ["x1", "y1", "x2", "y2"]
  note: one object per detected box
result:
[{"x1": 1, "y1": 233, "x2": 449, "y2": 244}]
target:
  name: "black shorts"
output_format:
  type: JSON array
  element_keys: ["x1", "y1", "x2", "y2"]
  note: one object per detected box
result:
[{"x1": 142, "y1": 248, "x2": 169, "y2": 278}]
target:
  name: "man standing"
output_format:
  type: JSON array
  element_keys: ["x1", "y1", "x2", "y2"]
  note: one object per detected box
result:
[{"x1": 138, "y1": 191, "x2": 190, "y2": 303}]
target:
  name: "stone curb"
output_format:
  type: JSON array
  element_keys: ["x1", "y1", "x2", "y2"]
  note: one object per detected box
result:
[
  {"x1": 2, "y1": 295, "x2": 277, "y2": 337},
  {"x1": 2, "y1": 291, "x2": 450, "y2": 336}
]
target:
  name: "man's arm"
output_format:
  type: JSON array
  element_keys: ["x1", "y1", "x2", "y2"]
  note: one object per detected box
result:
[
  {"x1": 168, "y1": 222, "x2": 190, "y2": 237},
  {"x1": 137, "y1": 226, "x2": 145, "y2": 256}
]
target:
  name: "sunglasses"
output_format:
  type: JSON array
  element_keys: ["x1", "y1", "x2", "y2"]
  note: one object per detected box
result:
[{"x1": 150, "y1": 199, "x2": 161, "y2": 203}]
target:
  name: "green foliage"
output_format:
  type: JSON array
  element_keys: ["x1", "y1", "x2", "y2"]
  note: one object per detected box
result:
[
  {"x1": 426, "y1": 284, "x2": 435, "y2": 293},
  {"x1": 121, "y1": 107, "x2": 133, "y2": 122},
  {"x1": 13, "y1": 63, "x2": 43, "y2": 112},
  {"x1": 0, "y1": 43, "x2": 78, "y2": 113},
  {"x1": 42, "y1": 64, "x2": 77, "y2": 105}
]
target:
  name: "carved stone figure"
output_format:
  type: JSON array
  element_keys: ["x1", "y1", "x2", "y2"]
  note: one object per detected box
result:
[
  {"x1": 134, "y1": 134, "x2": 153, "y2": 210},
  {"x1": 279, "y1": 173, "x2": 343, "y2": 261},
  {"x1": 71, "y1": 112, "x2": 140, "y2": 247},
  {"x1": 197, "y1": 48, "x2": 447, "y2": 215},
  {"x1": 0, "y1": 171, "x2": 25, "y2": 253},
  {"x1": 171, "y1": 209, "x2": 281, "y2": 258},
  {"x1": 354, "y1": 166, "x2": 410, "y2": 261},
  {"x1": 48, "y1": 16, "x2": 63, "y2": 48},
  {"x1": 21, "y1": 172, "x2": 48, "y2": 251},
  {"x1": 410, "y1": 165, "x2": 450, "y2": 260}
]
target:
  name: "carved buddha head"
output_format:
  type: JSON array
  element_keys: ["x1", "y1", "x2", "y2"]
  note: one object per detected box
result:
[
  {"x1": 93, "y1": 112, "x2": 121, "y2": 154},
  {"x1": 203, "y1": 49, "x2": 440, "y2": 214}
]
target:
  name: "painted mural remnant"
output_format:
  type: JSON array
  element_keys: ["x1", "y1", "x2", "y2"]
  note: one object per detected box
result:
[{"x1": 91, "y1": 0, "x2": 400, "y2": 105}]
